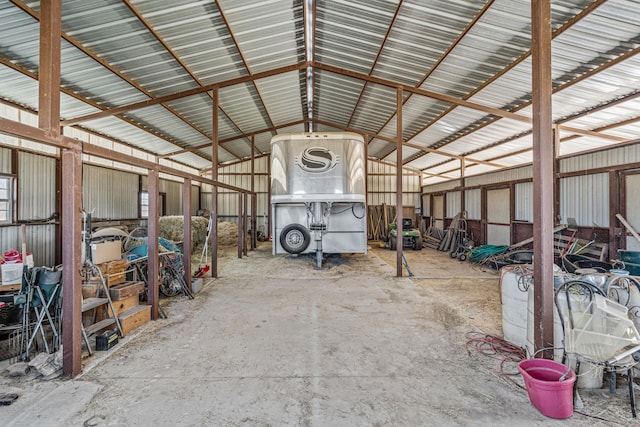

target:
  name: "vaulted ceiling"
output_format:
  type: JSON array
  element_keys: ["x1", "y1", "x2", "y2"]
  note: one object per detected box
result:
[{"x1": 1, "y1": 0, "x2": 639, "y2": 184}]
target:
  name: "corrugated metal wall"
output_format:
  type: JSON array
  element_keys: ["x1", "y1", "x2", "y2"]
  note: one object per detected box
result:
[
  {"x1": 0, "y1": 147, "x2": 11, "y2": 173},
  {"x1": 216, "y1": 158, "x2": 270, "y2": 222},
  {"x1": 83, "y1": 164, "x2": 139, "y2": 219},
  {"x1": 465, "y1": 189, "x2": 481, "y2": 220},
  {"x1": 515, "y1": 182, "x2": 533, "y2": 222},
  {"x1": 159, "y1": 178, "x2": 183, "y2": 215},
  {"x1": 446, "y1": 191, "x2": 462, "y2": 218},
  {"x1": 0, "y1": 151, "x2": 57, "y2": 266},
  {"x1": 464, "y1": 166, "x2": 533, "y2": 187},
  {"x1": 368, "y1": 160, "x2": 421, "y2": 207},
  {"x1": 422, "y1": 179, "x2": 461, "y2": 194},
  {"x1": 559, "y1": 173, "x2": 609, "y2": 227},
  {"x1": 19, "y1": 152, "x2": 56, "y2": 221},
  {"x1": 561, "y1": 145, "x2": 640, "y2": 173}
]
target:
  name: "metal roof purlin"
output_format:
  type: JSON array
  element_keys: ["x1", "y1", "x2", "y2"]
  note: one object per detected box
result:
[
  {"x1": 402, "y1": 0, "x2": 609, "y2": 166},
  {"x1": 368, "y1": 0, "x2": 495, "y2": 139},
  {"x1": 345, "y1": 0, "x2": 404, "y2": 130},
  {"x1": 159, "y1": 118, "x2": 310, "y2": 159},
  {"x1": 216, "y1": 0, "x2": 277, "y2": 144},
  {"x1": 60, "y1": 62, "x2": 309, "y2": 127},
  {"x1": 123, "y1": 0, "x2": 244, "y2": 160}
]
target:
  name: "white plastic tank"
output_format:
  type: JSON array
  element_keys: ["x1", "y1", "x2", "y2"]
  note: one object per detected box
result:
[{"x1": 500, "y1": 265, "x2": 531, "y2": 349}]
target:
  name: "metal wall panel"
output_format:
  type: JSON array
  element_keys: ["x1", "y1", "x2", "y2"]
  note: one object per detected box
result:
[
  {"x1": 559, "y1": 173, "x2": 609, "y2": 227},
  {"x1": 465, "y1": 166, "x2": 533, "y2": 187},
  {"x1": 191, "y1": 184, "x2": 200, "y2": 214},
  {"x1": 422, "y1": 194, "x2": 431, "y2": 217},
  {"x1": 515, "y1": 182, "x2": 534, "y2": 222},
  {"x1": 158, "y1": 179, "x2": 183, "y2": 215},
  {"x1": 82, "y1": 165, "x2": 139, "y2": 219},
  {"x1": 0, "y1": 147, "x2": 12, "y2": 173},
  {"x1": 465, "y1": 189, "x2": 481, "y2": 220},
  {"x1": 446, "y1": 191, "x2": 462, "y2": 218},
  {"x1": 560, "y1": 145, "x2": 640, "y2": 174},
  {"x1": 0, "y1": 224, "x2": 56, "y2": 266},
  {"x1": 422, "y1": 179, "x2": 461, "y2": 195},
  {"x1": 626, "y1": 174, "x2": 640, "y2": 251},
  {"x1": 18, "y1": 152, "x2": 56, "y2": 221}
]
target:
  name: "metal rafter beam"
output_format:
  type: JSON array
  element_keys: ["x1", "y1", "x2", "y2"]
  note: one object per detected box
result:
[
  {"x1": 216, "y1": 0, "x2": 277, "y2": 139},
  {"x1": 345, "y1": 0, "x2": 404, "y2": 128},
  {"x1": 60, "y1": 62, "x2": 309, "y2": 126},
  {"x1": 368, "y1": 0, "x2": 495, "y2": 137},
  {"x1": 10, "y1": 0, "x2": 222, "y2": 162},
  {"x1": 160, "y1": 118, "x2": 309, "y2": 160},
  {"x1": 402, "y1": 0, "x2": 612, "y2": 165},
  {"x1": 0, "y1": 117, "x2": 253, "y2": 194}
]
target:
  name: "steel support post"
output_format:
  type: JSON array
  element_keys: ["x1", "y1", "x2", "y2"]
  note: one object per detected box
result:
[
  {"x1": 183, "y1": 178, "x2": 192, "y2": 291},
  {"x1": 147, "y1": 169, "x2": 160, "y2": 320},
  {"x1": 396, "y1": 87, "x2": 404, "y2": 277},
  {"x1": 532, "y1": 0, "x2": 555, "y2": 358},
  {"x1": 211, "y1": 89, "x2": 219, "y2": 277},
  {"x1": 61, "y1": 148, "x2": 82, "y2": 377}
]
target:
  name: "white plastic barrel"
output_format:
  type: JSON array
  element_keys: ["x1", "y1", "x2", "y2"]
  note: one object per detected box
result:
[{"x1": 500, "y1": 266, "x2": 530, "y2": 349}]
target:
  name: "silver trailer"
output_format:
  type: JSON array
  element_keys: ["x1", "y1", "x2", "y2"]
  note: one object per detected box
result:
[{"x1": 271, "y1": 132, "x2": 367, "y2": 267}]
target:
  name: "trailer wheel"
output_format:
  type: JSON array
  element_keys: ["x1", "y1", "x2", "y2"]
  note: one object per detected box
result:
[{"x1": 280, "y1": 224, "x2": 311, "y2": 254}]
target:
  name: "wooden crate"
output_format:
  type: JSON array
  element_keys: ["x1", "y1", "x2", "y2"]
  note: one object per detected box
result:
[
  {"x1": 92, "y1": 259, "x2": 129, "y2": 287},
  {"x1": 119, "y1": 305, "x2": 151, "y2": 336},
  {"x1": 94, "y1": 294, "x2": 140, "y2": 319},
  {"x1": 103, "y1": 281, "x2": 144, "y2": 301}
]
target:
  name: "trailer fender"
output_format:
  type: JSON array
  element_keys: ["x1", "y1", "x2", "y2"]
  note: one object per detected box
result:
[{"x1": 279, "y1": 224, "x2": 311, "y2": 254}]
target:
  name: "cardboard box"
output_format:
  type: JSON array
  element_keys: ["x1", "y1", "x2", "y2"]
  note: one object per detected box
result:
[
  {"x1": 91, "y1": 241, "x2": 122, "y2": 264},
  {"x1": 1, "y1": 263, "x2": 23, "y2": 285}
]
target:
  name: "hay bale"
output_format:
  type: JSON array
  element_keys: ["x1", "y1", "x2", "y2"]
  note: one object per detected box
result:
[
  {"x1": 159, "y1": 216, "x2": 209, "y2": 246},
  {"x1": 217, "y1": 221, "x2": 238, "y2": 246}
]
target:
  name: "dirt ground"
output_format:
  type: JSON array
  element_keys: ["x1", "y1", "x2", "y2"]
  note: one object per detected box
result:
[{"x1": 1, "y1": 241, "x2": 638, "y2": 426}]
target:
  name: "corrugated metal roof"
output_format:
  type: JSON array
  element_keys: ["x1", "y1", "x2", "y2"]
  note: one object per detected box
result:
[{"x1": 1, "y1": 0, "x2": 639, "y2": 183}]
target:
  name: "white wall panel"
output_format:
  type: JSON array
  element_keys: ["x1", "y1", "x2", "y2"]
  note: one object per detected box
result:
[
  {"x1": 515, "y1": 182, "x2": 533, "y2": 222},
  {"x1": 559, "y1": 173, "x2": 609, "y2": 227},
  {"x1": 465, "y1": 166, "x2": 533, "y2": 187},
  {"x1": 83, "y1": 165, "x2": 138, "y2": 219},
  {"x1": 561, "y1": 145, "x2": 640, "y2": 174},
  {"x1": 0, "y1": 147, "x2": 11, "y2": 173},
  {"x1": 465, "y1": 189, "x2": 481, "y2": 220},
  {"x1": 446, "y1": 191, "x2": 462, "y2": 218}
]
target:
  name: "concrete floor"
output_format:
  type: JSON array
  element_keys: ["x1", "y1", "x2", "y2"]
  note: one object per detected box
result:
[{"x1": 0, "y1": 243, "x2": 635, "y2": 426}]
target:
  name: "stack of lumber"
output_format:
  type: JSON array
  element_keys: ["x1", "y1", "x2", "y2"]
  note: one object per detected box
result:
[
  {"x1": 424, "y1": 226, "x2": 444, "y2": 249},
  {"x1": 367, "y1": 204, "x2": 422, "y2": 241},
  {"x1": 438, "y1": 212, "x2": 466, "y2": 253}
]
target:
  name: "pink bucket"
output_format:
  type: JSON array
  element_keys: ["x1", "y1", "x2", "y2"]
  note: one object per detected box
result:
[{"x1": 518, "y1": 358, "x2": 576, "y2": 419}]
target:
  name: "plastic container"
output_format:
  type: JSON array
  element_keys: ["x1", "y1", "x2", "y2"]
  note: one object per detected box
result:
[
  {"x1": 619, "y1": 250, "x2": 640, "y2": 276},
  {"x1": 518, "y1": 358, "x2": 576, "y2": 419}
]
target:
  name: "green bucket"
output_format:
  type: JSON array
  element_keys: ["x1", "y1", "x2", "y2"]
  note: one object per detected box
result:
[{"x1": 618, "y1": 250, "x2": 640, "y2": 275}]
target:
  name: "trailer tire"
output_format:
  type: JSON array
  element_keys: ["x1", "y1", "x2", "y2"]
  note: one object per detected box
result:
[{"x1": 280, "y1": 224, "x2": 311, "y2": 254}]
